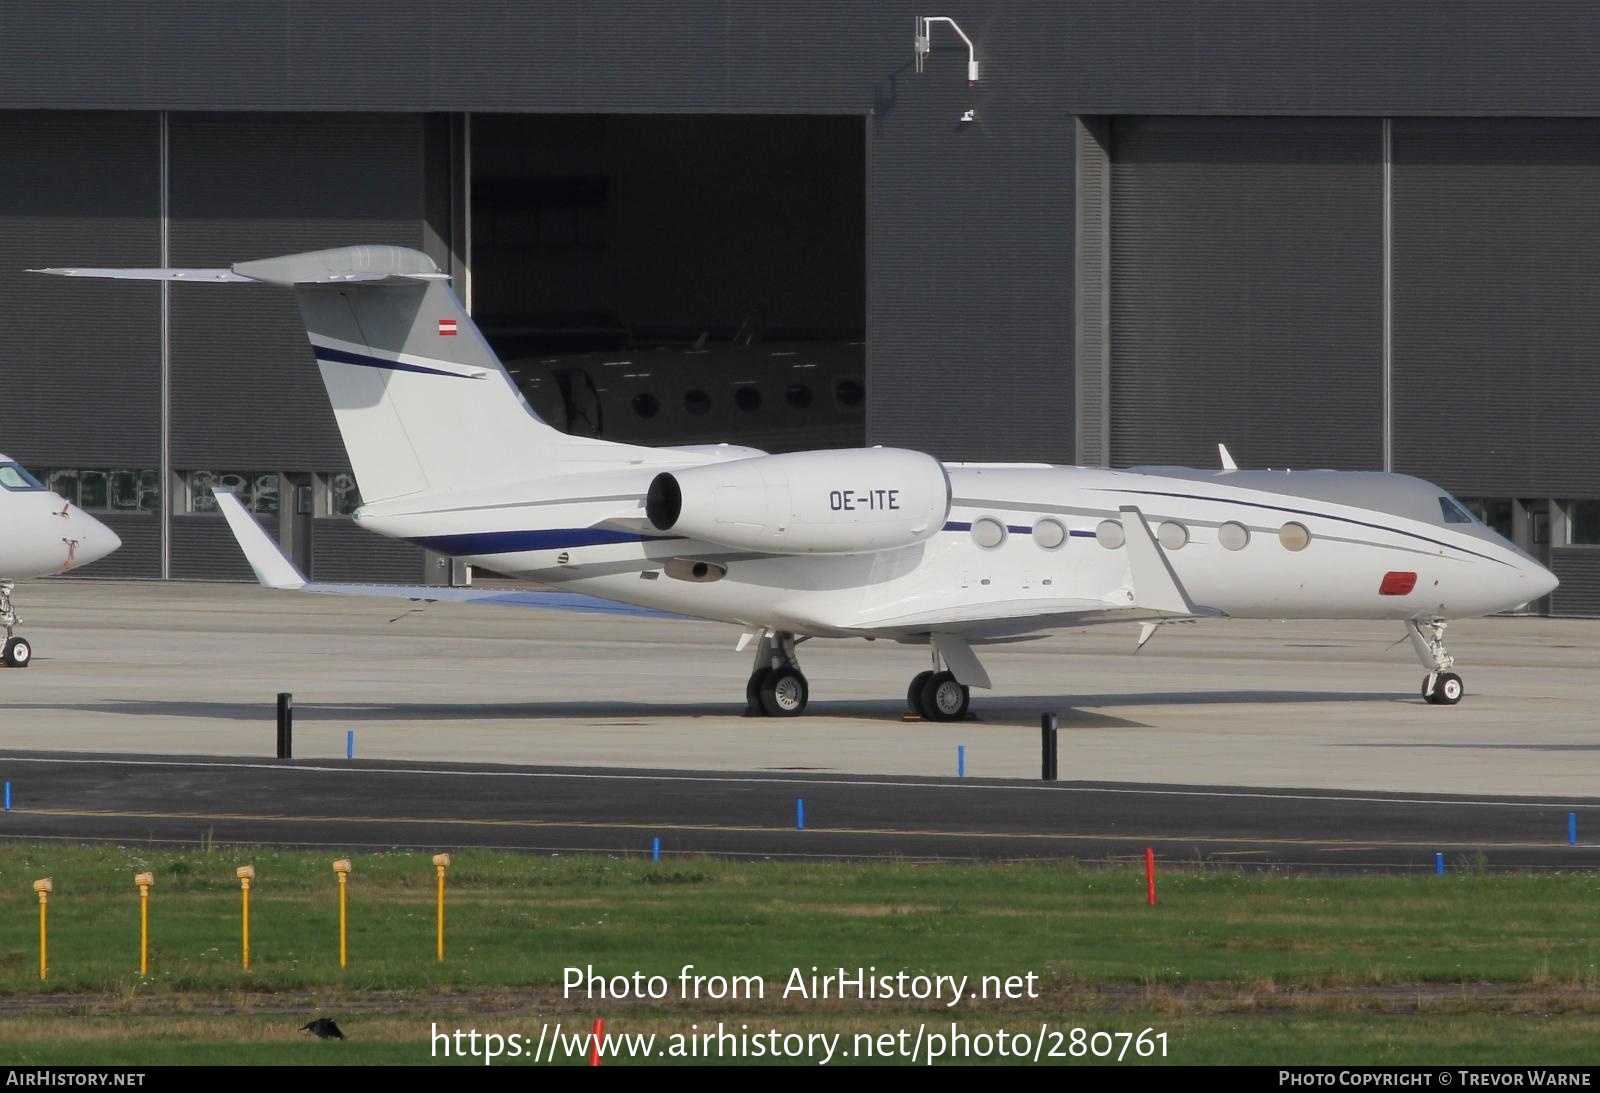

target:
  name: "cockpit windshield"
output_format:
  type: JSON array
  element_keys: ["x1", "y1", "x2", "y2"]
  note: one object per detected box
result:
[
  {"x1": 1439, "y1": 496, "x2": 1476, "y2": 524},
  {"x1": 0, "y1": 463, "x2": 44, "y2": 492}
]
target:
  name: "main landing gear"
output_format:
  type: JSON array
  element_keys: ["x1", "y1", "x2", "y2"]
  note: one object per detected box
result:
[
  {"x1": 906, "y1": 647, "x2": 970, "y2": 722},
  {"x1": 1407, "y1": 618, "x2": 1463, "y2": 706},
  {"x1": 745, "y1": 631, "x2": 810, "y2": 717},
  {"x1": 0, "y1": 582, "x2": 32, "y2": 668}
]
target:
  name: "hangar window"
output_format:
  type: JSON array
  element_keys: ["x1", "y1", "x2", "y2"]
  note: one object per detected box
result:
[
  {"x1": 1157, "y1": 521, "x2": 1189, "y2": 550},
  {"x1": 1096, "y1": 519, "x2": 1125, "y2": 549},
  {"x1": 185, "y1": 470, "x2": 280, "y2": 515},
  {"x1": 970, "y1": 517, "x2": 1007, "y2": 549},
  {"x1": 1217, "y1": 521, "x2": 1250, "y2": 551},
  {"x1": 785, "y1": 383, "x2": 814, "y2": 409},
  {"x1": 684, "y1": 390, "x2": 712, "y2": 415},
  {"x1": 324, "y1": 473, "x2": 362, "y2": 518},
  {"x1": 734, "y1": 386, "x2": 763, "y2": 412},
  {"x1": 1565, "y1": 500, "x2": 1600, "y2": 545},
  {"x1": 1461, "y1": 498, "x2": 1514, "y2": 540},
  {"x1": 1278, "y1": 522, "x2": 1312, "y2": 551},
  {"x1": 32, "y1": 467, "x2": 158, "y2": 512},
  {"x1": 1032, "y1": 518, "x2": 1068, "y2": 550},
  {"x1": 632, "y1": 393, "x2": 661, "y2": 419}
]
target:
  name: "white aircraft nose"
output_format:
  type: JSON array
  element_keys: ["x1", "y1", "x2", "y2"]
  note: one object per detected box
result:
[
  {"x1": 1530, "y1": 560, "x2": 1560, "y2": 601},
  {"x1": 73, "y1": 511, "x2": 121, "y2": 566}
]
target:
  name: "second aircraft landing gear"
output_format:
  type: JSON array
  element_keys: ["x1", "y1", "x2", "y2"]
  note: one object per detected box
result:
[
  {"x1": 0, "y1": 582, "x2": 31, "y2": 669},
  {"x1": 745, "y1": 631, "x2": 809, "y2": 717},
  {"x1": 1408, "y1": 618, "x2": 1464, "y2": 706}
]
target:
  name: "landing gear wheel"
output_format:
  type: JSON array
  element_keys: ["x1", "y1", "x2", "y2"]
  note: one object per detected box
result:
[
  {"x1": 2, "y1": 636, "x2": 31, "y2": 668},
  {"x1": 759, "y1": 667, "x2": 809, "y2": 717},
  {"x1": 919, "y1": 670, "x2": 970, "y2": 722},
  {"x1": 907, "y1": 670, "x2": 935, "y2": 716},
  {"x1": 745, "y1": 667, "x2": 773, "y2": 715},
  {"x1": 1423, "y1": 671, "x2": 1464, "y2": 706}
]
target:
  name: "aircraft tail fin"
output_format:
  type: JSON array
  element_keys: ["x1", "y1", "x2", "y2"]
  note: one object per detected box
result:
[{"x1": 36, "y1": 246, "x2": 660, "y2": 506}]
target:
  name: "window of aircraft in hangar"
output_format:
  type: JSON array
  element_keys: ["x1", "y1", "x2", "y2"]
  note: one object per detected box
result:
[{"x1": 471, "y1": 114, "x2": 865, "y2": 455}]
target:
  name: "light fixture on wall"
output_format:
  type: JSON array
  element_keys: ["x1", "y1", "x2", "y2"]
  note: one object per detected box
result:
[{"x1": 914, "y1": 17, "x2": 979, "y2": 85}]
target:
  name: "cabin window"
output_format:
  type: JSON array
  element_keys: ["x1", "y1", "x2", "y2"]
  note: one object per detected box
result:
[
  {"x1": 1217, "y1": 521, "x2": 1250, "y2": 551},
  {"x1": 1157, "y1": 521, "x2": 1189, "y2": 550},
  {"x1": 1032, "y1": 518, "x2": 1068, "y2": 550},
  {"x1": 834, "y1": 378, "x2": 865, "y2": 408},
  {"x1": 1279, "y1": 521, "x2": 1312, "y2": 551},
  {"x1": 0, "y1": 463, "x2": 45, "y2": 492},
  {"x1": 683, "y1": 390, "x2": 712, "y2": 415},
  {"x1": 970, "y1": 517, "x2": 1007, "y2": 549},
  {"x1": 631, "y1": 393, "x2": 660, "y2": 418},
  {"x1": 1095, "y1": 519, "x2": 1125, "y2": 549},
  {"x1": 784, "y1": 383, "x2": 814, "y2": 409},
  {"x1": 734, "y1": 386, "x2": 762, "y2": 412}
]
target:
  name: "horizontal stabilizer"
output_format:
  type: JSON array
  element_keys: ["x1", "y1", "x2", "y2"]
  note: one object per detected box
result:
[
  {"x1": 33, "y1": 246, "x2": 451, "y2": 287},
  {"x1": 213, "y1": 487, "x2": 684, "y2": 619}
]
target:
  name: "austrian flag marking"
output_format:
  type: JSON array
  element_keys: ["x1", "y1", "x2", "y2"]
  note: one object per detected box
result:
[{"x1": 437, "y1": 318, "x2": 458, "y2": 336}]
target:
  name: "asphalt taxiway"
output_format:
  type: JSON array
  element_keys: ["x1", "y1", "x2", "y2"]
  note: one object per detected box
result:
[{"x1": 0, "y1": 752, "x2": 1595, "y2": 871}]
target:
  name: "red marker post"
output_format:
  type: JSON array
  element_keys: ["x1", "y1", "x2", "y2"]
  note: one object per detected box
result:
[
  {"x1": 589, "y1": 1017, "x2": 605, "y2": 1066},
  {"x1": 1144, "y1": 848, "x2": 1157, "y2": 908}
]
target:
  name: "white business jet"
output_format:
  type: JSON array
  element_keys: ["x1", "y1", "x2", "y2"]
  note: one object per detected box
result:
[
  {"x1": 0, "y1": 456, "x2": 121, "y2": 666},
  {"x1": 37, "y1": 248, "x2": 1557, "y2": 716}
]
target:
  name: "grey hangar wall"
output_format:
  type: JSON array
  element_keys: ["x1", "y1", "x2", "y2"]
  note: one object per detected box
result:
[{"x1": 1, "y1": 2, "x2": 1598, "y2": 612}]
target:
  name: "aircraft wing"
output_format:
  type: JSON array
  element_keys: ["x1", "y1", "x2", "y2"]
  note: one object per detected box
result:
[{"x1": 211, "y1": 488, "x2": 690, "y2": 621}]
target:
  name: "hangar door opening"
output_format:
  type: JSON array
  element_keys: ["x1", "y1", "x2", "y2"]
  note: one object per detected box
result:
[{"x1": 470, "y1": 114, "x2": 866, "y2": 454}]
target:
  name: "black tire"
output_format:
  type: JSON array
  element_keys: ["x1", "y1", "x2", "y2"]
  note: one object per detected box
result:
[
  {"x1": 745, "y1": 667, "x2": 773, "y2": 715},
  {"x1": 907, "y1": 670, "x2": 935, "y2": 716},
  {"x1": 919, "y1": 670, "x2": 970, "y2": 722},
  {"x1": 2, "y1": 636, "x2": 31, "y2": 668},
  {"x1": 1434, "y1": 671, "x2": 1464, "y2": 706},
  {"x1": 1420, "y1": 675, "x2": 1437, "y2": 704},
  {"x1": 759, "y1": 668, "x2": 809, "y2": 717}
]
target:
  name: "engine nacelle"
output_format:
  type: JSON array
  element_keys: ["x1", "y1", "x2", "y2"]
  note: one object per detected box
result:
[{"x1": 646, "y1": 448, "x2": 951, "y2": 554}]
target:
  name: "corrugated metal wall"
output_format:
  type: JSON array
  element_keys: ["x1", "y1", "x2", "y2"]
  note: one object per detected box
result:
[
  {"x1": 166, "y1": 113, "x2": 427, "y2": 579},
  {"x1": 311, "y1": 521, "x2": 432, "y2": 582},
  {"x1": 1392, "y1": 119, "x2": 1600, "y2": 498},
  {"x1": 1552, "y1": 550, "x2": 1600, "y2": 617},
  {"x1": 1109, "y1": 117, "x2": 1383, "y2": 470},
  {"x1": 0, "y1": 112, "x2": 161, "y2": 578}
]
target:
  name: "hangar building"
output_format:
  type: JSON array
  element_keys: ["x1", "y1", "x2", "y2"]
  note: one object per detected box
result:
[{"x1": 6, "y1": 3, "x2": 1600, "y2": 614}]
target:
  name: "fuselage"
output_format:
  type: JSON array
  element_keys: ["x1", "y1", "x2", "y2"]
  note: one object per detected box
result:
[
  {"x1": 0, "y1": 454, "x2": 121, "y2": 579},
  {"x1": 354, "y1": 462, "x2": 1558, "y2": 639}
]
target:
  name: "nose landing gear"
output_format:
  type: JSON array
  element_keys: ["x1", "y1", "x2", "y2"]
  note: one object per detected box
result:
[
  {"x1": 0, "y1": 582, "x2": 32, "y2": 668},
  {"x1": 1408, "y1": 618, "x2": 1463, "y2": 705}
]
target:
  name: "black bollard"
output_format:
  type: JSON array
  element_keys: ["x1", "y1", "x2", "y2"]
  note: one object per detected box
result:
[
  {"x1": 1040, "y1": 712, "x2": 1058, "y2": 781},
  {"x1": 276, "y1": 692, "x2": 293, "y2": 759}
]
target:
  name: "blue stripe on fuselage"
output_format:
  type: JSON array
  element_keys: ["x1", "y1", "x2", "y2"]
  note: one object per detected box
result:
[
  {"x1": 314, "y1": 344, "x2": 474, "y2": 380},
  {"x1": 407, "y1": 528, "x2": 679, "y2": 555}
]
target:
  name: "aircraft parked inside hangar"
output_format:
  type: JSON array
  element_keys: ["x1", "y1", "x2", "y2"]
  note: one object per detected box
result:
[
  {"x1": 0, "y1": 456, "x2": 122, "y2": 667},
  {"x1": 39, "y1": 248, "x2": 1558, "y2": 716}
]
